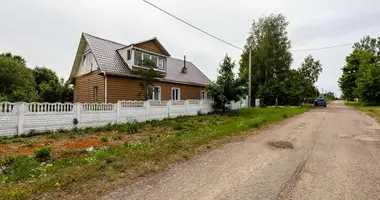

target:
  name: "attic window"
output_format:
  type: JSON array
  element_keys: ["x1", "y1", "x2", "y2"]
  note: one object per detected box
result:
[
  {"x1": 127, "y1": 50, "x2": 131, "y2": 60},
  {"x1": 83, "y1": 52, "x2": 92, "y2": 65}
]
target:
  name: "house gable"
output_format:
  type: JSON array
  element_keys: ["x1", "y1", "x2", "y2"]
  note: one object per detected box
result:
[
  {"x1": 134, "y1": 38, "x2": 170, "y2": 56},
  {"x1": 69, "y1": 34, "x2": 100, "y2": 82}
]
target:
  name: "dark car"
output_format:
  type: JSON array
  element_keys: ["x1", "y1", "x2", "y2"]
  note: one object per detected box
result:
[{"x1": 314, "y1": 98, "x2": 326, "y2": 107}]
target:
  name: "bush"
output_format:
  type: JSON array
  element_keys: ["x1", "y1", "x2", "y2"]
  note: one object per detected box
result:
[
  {"x1": 100, "y1": 137, "x2": 109, "y2": 142},
  {"x1": 282, "y1": 113, "x2": 288, "y2": 118},
  {"x1": 124, "y1": 122, "x2": 138, "y2": 134},
  {"x1": 33, "y1": 147, "x2": 52, "y2": 161},
  {"x1": 173, "y1": 123, "x2": 184, "y2": 130},
  {"x1": 112, "y1": 134, "x2": 123, "y2": 141}
]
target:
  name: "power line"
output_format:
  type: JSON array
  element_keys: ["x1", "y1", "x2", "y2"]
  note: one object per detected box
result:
[
  {"x1": 141, "y1": 0, "x2": 243, "y2": 51},
  {"x1": 292, "y1": 43, "x2": 354, "y2": 52},
  {"x1": 141, "y1": 0, "x2": 355, "y2": 52}
]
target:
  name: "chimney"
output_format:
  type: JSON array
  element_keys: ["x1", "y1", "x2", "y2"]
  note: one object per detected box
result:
[{"x1": 182, "y1": 55, "x2": 188, "y2": 73}]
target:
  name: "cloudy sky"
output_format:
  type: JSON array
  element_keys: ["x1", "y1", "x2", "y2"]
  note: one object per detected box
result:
[{"x1": 1, "y1": 0, "x2": 380, "y2": 96}]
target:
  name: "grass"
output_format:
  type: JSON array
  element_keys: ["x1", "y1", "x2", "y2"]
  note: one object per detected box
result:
[
  {"x1": 0, "y1": 106, "x2": 312, "y2": 200},
  {"x1": 345, "y1": 101, "x2": 380, "y2": 120}
]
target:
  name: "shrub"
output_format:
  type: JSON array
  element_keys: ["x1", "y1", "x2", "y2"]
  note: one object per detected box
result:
[
  {"x1": 282, "y1": 113, "x2": 288, "y2": 118},
  {"x1": 149, "y1": 120, "x2": 160, "y2": 127},
  {"x1": 112, "y1": 134, "x2": 123, "y2": 141},
  {"x1": 33, "y1": 147, "x2": 52, "y2": 161},
  {"x1": 173, "y1": 123, "x2": 183, "y2": 130},
  {"x1": 100, "y1": 137, "x2": 109, "y2": 142},
  {"x1": 124, "y1": 122, "x2": 138, "y2": 134}
]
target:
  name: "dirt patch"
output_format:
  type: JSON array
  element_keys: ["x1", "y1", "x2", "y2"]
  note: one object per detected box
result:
[{"x1": 268, "y1": 141, "x2": 294, "y2": 149}]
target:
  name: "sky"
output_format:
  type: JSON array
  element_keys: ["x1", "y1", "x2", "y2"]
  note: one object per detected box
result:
[{"x1": 1, "y1": 0, "x2": 380, "y2": 97}]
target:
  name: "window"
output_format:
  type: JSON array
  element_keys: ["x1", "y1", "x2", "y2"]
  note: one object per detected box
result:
[
  {"x1": 134, "y1": 51, "x2": 142, "y2": 65},
  {"x1": 158, "y1": 58, "x2": 164, "y2": 70},
  {"x1": 151, "y1": 56, "x2": 158, "y2": 67},
  {"x1": 127, "y1": 50, "x2": 131, "y2": 60},
  {"x1": 134, "y1": 50, "x2": 165, "y2": 71},
  {"x1": 172, "y1": 88, "x2": 180, "y2": 100},
  {"x1": 143, "y1": 54, "x2": 150, "y2": 61},
  {"x1": 148, "y1": 86, "x2": 161, "y2": 100},
  {"x1": 93, "y1": 86, "x2": 98, "y2": 103},
  {"x1": 200, "y1": 91, "x2": 206, "y2": 100},
  {"x1": 83, "y1": 53, "x2": 92, "y2": 65}
]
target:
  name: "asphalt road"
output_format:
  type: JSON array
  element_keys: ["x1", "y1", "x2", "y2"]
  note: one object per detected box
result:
[{"x1": 101, "y1": 101, "x2": 380, "y2": 200}]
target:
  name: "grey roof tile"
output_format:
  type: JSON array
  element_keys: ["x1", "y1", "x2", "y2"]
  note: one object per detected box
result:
[{"x1": 82, "y1": 33, "x2": 211, "y2": 86}]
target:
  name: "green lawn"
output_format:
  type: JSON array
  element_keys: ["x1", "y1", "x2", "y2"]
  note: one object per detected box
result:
[
  {"x1": 0, "y1": 106, "x2": 312, "y2": 200},
  {"x1": 345, "y1": 101, "x2": 380, "y2": 121}
]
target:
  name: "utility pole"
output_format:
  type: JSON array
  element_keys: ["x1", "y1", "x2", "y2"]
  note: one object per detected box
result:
[
  {"x1": 322, "y1": 88, "x2": 324, "y2": 98},
  {"x1": 248, "y1": 39, "x2": 254, "y2": 107},
  {"x1": 248, "y1": 47, "x2": 252, "y2": 107}
]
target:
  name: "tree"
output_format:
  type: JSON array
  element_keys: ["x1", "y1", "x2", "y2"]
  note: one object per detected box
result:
[
  {"x1": 239, "y1": 14, "x2": 293, "y2": 106},
  {"x1": 132, "y1": 59, "x2": 165, "y2": 100},
  {"x1": 0, "y1": 52, "x2": 26, "y2": 65},
  {"x1": 206, "y1": 54, "x2": 244, "y2": 112},
  {"x1": 354, "y1": 51, "x2": 380, "y2": 103},
  {"x1": 339, "y1": 36, "x2": 380, "y2": 101},
  {"x1": 0, "y1": 54, "x2": 38, "y2": 102},
  {"x1": 299, "y1": 55, "x2": 323, "y2": 85},
  {"x1": 33, "y1": 67, "x2": 59, "y2": 93}
]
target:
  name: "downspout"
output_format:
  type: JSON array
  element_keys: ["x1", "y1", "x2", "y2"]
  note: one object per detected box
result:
[{"x1": 101, "y1": 71, "x2": 108, "y2": 103}]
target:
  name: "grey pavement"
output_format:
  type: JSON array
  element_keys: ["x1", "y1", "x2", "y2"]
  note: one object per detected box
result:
[{"x1": 101, "y1": 101, "x2": 380, "y2": 200}]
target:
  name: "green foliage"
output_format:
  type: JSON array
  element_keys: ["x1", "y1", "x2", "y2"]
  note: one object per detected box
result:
[
  {"x1": 206, "y1": 54, "x2": 245, "y2": 112},
  {"x1": 100, "y1": 137, "x2": 109, "y2": 142},
  {"x1": 132, "y1": 59, "x2": 165, "y2": 100},
  {"x1": 33, "y1": 147, "x2": 52, "y2": 161},
  {"x1": 339, "y1": 36, "x2": 380, "y2": 103},
  {"x1": 124, "y1": 122, "x2": 138, "y2": 134},
  {"x1": 0, "y1": 54, "x2": 39, "y2": 102},
  {"x1": 112, "y1": 134, "x2": 123, "y2": 141},
  {"x1": 0, "y1": 52, "x2": 73, "y2": 103},
  {"x1": 238, "y1": 14, "x2": 321, "y2": 106},
  {"x1": 173, "y1": 123, "x2": 184, "y2": 130}
]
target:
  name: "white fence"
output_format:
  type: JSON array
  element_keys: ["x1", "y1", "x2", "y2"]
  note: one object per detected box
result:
[{"x1": 0, "y1": 98, "x2": 248, "y2": 136}]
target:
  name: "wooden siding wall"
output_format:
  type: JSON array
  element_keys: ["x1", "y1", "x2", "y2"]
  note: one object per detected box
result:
[
  {"x1": 135, "y1": 40, "x2": 165, "y2": 55},
  {"x1": 107, "y1": 76, "x2": 205, "y2": 103},
  {"x1": 74, "y1": 72, "x2": 105, "y2": 103}
]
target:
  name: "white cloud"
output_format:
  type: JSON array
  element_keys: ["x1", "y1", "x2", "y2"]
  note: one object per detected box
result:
[{"x1": 1, "y1": 0, "x2": 380, "y2": 96}]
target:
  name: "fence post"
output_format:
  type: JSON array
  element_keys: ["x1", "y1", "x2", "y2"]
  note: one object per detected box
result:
[
  {"x1": 185, "y1": 100, "x2": 189, "y2": 115},
  {"x1": 200, "y1": 100, "x2": 204, "y2": 114},
  {"x1": 167, "y1": 100, "x2": 171, "y2": 118},
  {"x1": 145, "y1": 101, "x2": 150, "y2": 121},
  {"x1": 116, "y1": 101, "x2": 121, "y2": 124},
  {"x1": 17, "y1": 103, "x2": 25, "y2": 135},
  {"x1": 75, "y1": 103, "x2": 81, "y2": 127}
]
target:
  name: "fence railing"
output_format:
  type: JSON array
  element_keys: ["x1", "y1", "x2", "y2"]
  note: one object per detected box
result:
[{"x1": 0, "y1": 97, "x2": 248, "y2": 136}]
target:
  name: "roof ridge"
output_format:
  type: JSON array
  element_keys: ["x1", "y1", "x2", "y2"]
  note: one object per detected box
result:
[{"x1": 82, "y1": 32, "x2": 127, "y2": 46}]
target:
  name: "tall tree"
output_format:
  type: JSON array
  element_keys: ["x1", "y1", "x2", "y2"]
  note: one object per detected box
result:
[
  {"x1": 0, "y1": 54, "x2": 38, "y2": 102},
  {"x1": 133, "y1": 59, "x2": 165, "y2": 100},
  {"x1": 239, "y1": 14, "x2": 293, "y2": 106},
  {"x1": 299, "y1": 55, "x2": 323, "y2": 85},
  {"x1": 207, "y1": 54, "x2": 244, "y2": 111}
]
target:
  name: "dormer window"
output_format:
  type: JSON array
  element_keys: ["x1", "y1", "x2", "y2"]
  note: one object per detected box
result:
[{"x1": 134, "y1": 50, "x2": 165, "y2": 71}]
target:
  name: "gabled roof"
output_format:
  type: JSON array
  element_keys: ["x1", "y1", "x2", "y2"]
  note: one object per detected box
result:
[
  {"x1": 132, "y1": 37, "x2": 171, "y2": 56},
  {"x1": 70, "y1": 33, "x2": 211, "y2": 86}
]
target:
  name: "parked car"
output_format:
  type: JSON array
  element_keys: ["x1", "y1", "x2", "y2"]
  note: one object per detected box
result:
[{"x1": 314, "y1": 98, "x2": 327, "y2": 107}]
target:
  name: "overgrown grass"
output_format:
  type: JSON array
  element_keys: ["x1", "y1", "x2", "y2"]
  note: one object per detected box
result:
[
  {"x1": 0, "y1": 106, "x2": 312, "y2": 200},
  {"x1": 346, "y1": 101, "x2": 380, "y2": 120}
]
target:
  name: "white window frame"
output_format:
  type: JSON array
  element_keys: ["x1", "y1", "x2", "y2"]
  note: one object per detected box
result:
[
  {"x1": 200, "y1": 90, "x2": 206, "y2": 100},
  {"x1": 134, "y1": 50, "x2": 165, "y2": 71},
  {"x1": 148, "y1": 86, "x2": 161, "y2": 101},
  {"x1": 83, "y1": 52, "x2": 92, "y2": 66},
  {"x1": 127, "y1": 50, "x2": 131, "y2": 60},
  {"x1": 171, "y1": 87, "x2": 181, "y2": 101}
]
